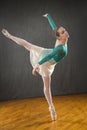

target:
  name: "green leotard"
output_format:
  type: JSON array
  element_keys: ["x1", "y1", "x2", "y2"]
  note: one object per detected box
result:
[{"x1": 38, "y1": 44, "x2": 68, "y2": 65}]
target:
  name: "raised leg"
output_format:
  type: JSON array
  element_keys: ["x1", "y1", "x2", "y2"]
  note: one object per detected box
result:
[
  {"x1": 42, "y1": 76, "x2": 57, "y2": 121},
  {"x1": 2, "y1": 29, "x2": 43, "y2": 53}
]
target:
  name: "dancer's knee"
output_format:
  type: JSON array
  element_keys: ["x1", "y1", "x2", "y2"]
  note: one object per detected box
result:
[{"x1": 43, "y1": 85, "x2": 50, "y2": 94}]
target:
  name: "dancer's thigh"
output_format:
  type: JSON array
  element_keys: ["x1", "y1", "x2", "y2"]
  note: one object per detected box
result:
[{"x1": 31, "y1": 44, "x2": 44, "y2": 53}]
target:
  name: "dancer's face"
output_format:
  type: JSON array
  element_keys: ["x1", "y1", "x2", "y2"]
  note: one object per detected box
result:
[{"x1": 56, "y1": 27, "x2": 69, "y2": 40}]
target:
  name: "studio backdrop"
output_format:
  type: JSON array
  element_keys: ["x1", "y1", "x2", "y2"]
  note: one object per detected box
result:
[{"x1": 0, "y1": 0, "x2": 87, "y2": 100}]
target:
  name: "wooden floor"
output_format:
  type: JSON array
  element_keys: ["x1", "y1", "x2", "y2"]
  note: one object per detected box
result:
[{"x1": 0, "y1": 94, "x2": 87, "y2": 130}]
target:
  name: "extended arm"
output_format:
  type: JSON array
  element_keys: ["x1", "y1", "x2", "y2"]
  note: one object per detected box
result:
[{"x1": 43, "y1": 13, "x2": 57, "y2": 31}]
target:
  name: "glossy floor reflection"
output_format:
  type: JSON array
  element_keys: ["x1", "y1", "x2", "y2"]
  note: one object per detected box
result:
[{"x1": 0, "y1": 94, "x2": 87, "y2": 130}]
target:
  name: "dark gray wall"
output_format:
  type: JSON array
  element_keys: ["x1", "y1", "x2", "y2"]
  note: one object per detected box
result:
[{"x1": 0, "y1": 0, "x2": 87, "y2": 100}]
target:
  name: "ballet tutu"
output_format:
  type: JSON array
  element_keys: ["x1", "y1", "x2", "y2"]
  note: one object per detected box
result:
[{"x1": 30, "y1": 47, "x2": 56, "y2": 77}]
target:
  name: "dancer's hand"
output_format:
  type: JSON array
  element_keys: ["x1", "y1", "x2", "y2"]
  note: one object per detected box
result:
[
  {"x1": 2, "y1": 29, "x2": 11, "y2": 38},
  {"x1": 32, "y1": 64, "x2": 40, "y2": 76}
]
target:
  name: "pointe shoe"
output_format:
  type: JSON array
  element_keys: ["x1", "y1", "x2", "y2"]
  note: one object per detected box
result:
[
  {"x1": 43, "y1": 13, "x2": 48, "y2": 18},
  {"x1": 49, "y1": 106, "x2": 57, "y2": 121},
  {"x1": 2, "y1": 29, "x2": 11, "y2": 38}
]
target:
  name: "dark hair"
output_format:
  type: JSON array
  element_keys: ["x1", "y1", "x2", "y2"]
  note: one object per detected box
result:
[
  {"x1": 56, "y1": 31, "x2": 60, "y2": 37},
  {"x1": 54, "y1": 27, "x2": 60, "y2": 37}
]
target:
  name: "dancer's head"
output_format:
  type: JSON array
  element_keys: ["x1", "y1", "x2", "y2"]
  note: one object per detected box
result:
[{"x1": 56, "y1": 26, "x2": 69, "y2": 40}]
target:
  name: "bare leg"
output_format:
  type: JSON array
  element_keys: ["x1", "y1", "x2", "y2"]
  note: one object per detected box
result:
[
  {"x1": 2, "y1": 29, "x2": 43, "y2": 53},
  {"x1": 42, "y1": 76, "x2": 57, "y2": 121}
]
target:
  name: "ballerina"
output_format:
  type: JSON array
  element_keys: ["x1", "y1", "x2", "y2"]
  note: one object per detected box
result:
[{"x1": 1, "y1": 13, "x2": 69, "y2": 121}]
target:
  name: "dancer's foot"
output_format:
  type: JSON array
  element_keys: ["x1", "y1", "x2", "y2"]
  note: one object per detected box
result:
[
  {"x1": 43, "y1": 13, "x2": 48, "y2": 18},
  {"x1": 2, "y1": 29, "x2": 11, "y2": 38},
  {"x1": 49, "y1": 106, "x2": 57, "y2": 121}
]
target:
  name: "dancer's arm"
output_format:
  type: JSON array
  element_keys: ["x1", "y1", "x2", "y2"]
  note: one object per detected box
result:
[
  {"x1": 32, "y1": 46, "x2": 60, "y2": 75},
  {"x1": 38, "y1": 45, "x2": 60, "y2": 65},
  {"x1": 43, "y1": 13, "x2": 57, "y2": 30},
  {"x1": 2, "y1": 29, "x2": 31, "y2": 50}
]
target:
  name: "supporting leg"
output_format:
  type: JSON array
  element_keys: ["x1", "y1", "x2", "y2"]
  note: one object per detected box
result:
[{"x1": 42, "y1": 76, "x2": 57, "y2": 121}]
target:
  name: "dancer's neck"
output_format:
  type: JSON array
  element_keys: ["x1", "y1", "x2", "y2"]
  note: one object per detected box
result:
[{"x1": 55, "y1": 39, "x2": 68, "y2": 47}]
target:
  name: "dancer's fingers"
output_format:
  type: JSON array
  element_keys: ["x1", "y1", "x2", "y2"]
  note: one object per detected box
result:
[
  {"x1": 32, "y1": 69, "x2": 36, "y2": 76},
  {"x1": 43, "y1": 13, "x2": 48, "y2": 18},
  {"x1": 32, "y1": 66, "x2": 40, "y2": 76}
]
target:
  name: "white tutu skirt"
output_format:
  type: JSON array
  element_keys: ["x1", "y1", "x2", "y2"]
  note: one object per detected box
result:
[{"x1": 30, "y1": 47, "x2": 56, "y2": 77}]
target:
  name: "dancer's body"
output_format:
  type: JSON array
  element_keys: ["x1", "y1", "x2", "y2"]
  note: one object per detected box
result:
[{"x1": 1, "y1": 14, "x2": 69, "y2": 121}]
